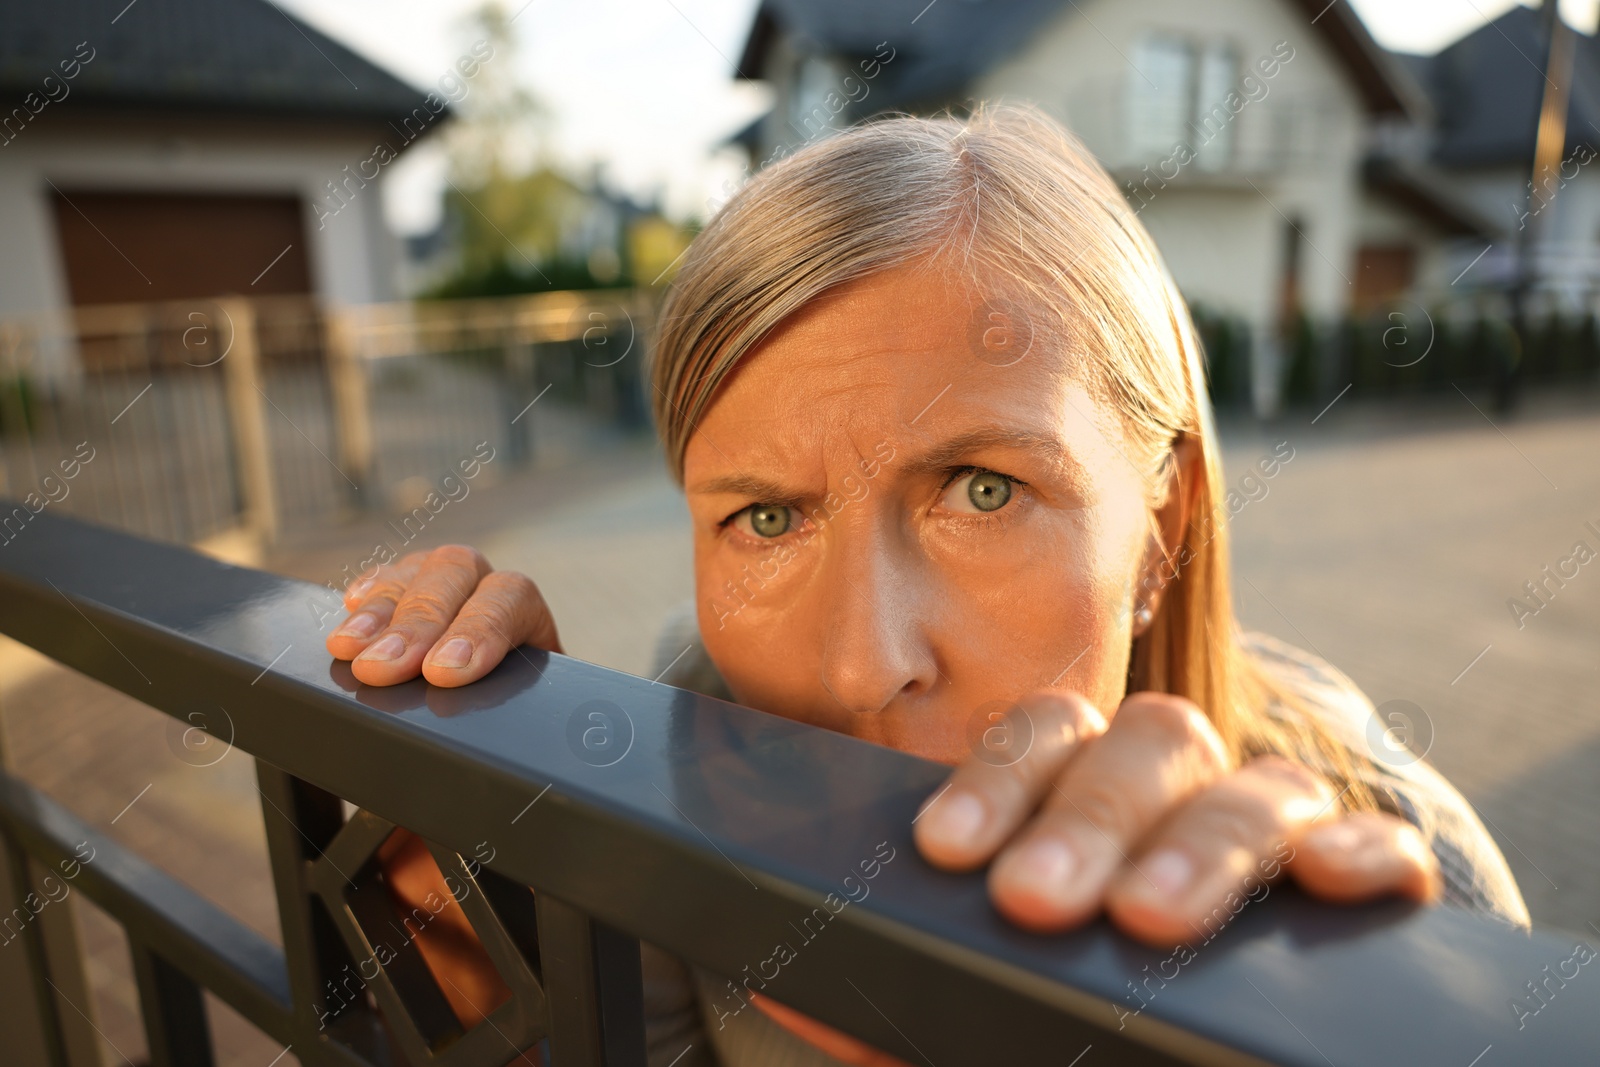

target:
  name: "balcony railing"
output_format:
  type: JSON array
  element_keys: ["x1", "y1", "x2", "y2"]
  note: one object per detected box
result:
[
  {"x1": 0, "y1": 510, "x2": 1596, "y2": 1065},
  {"x1": 1063, "y1": 80, "x2": 1346, "y2": 182}
]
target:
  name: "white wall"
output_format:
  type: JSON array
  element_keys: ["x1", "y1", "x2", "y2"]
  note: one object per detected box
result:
[
  {"x1": 1435, "y1": 163, "x2": 1600, "y2": 308},
  {"x1": 973, "y1": 0, "x2": 1371, "y2": 326},
  {"x1": 0, "y1": 115, "x2": 410, "y2": 320}
]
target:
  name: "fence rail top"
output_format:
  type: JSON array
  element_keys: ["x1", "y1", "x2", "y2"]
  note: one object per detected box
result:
[{"x1": 0, "y1": 508, "x2": 1595, "y2": 1066}]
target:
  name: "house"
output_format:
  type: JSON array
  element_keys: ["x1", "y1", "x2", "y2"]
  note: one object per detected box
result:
[
  {"x1": 727, "y1": 0, "x2": 1493, "y2": 406},
  {"x1": 1397, "y1": 5, "x2": 1600, "y2": 308},
  {"x1": 0, "y1": 0, "x2": 450, "y2": 319}
]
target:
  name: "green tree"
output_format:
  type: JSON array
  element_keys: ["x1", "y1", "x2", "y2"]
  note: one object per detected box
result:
[{"x1": 431, "y1": 2, "x2": 596, "y2": 294}]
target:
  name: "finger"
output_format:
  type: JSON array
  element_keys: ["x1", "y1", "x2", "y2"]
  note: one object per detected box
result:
[
  {"x1": 1291, "y1": 812, "x2": 1440, "y2": 905},
  {"x1": 326, "y1": 553, "x2": 428, "y2": 660},
  {"x1": 351, "y1": 546, "x2": 491, "y2": 686},
  {"x1": 986, "y1": 693, "x2": 1231, "y2": 932},
  {"x1": 1106, "y1": 754, "x2": 1335, "y2": 948},
  {"x1": 913, "y1": 692, "x2": 1107, "y2": 872},
  {"x1": 421, "y1": 570, "x2": 563, "y2": 687}
]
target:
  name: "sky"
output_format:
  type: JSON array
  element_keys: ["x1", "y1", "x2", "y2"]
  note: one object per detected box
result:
[{"x1": 271, "y1": 0, "x2": 1600, "y2": 236}]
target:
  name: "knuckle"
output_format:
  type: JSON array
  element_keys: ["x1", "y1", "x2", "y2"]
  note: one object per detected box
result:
[
  {"x1": 362, "y1": 555, "x2": 428, "y2": 603},
  {"x1": 958, "y1": 748, "x2": 1030, "y2": 799},
  {"x1": 1187, "y1": 802, "x2": 1268, "y2": 854},
  {"x1": 1022, "y1": 690, "x2": 1106, "y2": 746},
  {"x1": 1244, "y1": 754, "x2": 1331, "y2": 802},
  {"x1": 1065, "y1": 781, "x2": 1138, "y2": 840},
  {"x1": 476, "y1": 572, "x2": 544, "y2": 621},
  {"x1": 361, "y1": 580, "x2": 407, "y2": 607},
  {"x1": 1122, "y1": 693, "x2": 1228, "y2": 769},
  {"x1": 483, "y1": 569, "x2": 540, "y2": 602},
  {"x1": 1126, "y1": 697, "x2": 1209, "y2": 748},
  {"x1": 951, "y1": 746, "x2": 1037, "y2": 813},
  {"x1": 431, "y1": 544, "x2": 487, "y2": 573},
  {"x1": 1123, "y1": 692, "x2": 1202, "y2": 739},
  {"x1": 393, "y1": 590, "x2": 458, "y2": 628}
]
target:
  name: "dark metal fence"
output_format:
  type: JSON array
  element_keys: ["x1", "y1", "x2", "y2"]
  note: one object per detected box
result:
[
  {"x1": 1190, "y1": 298, "x2": 1600, "y2": 412},
  {"x1": 0, "y1": 511, "x2": 1597, "y2": 1066}
]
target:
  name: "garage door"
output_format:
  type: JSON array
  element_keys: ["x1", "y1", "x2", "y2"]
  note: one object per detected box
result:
[{"x1": 50, "y1": 189, "x2": 314, "y2": 306}]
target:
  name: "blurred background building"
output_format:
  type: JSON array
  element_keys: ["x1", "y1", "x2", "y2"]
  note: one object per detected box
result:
[
  {"x1": 0, "y1": 0, "x2": 429, "y2": 320},
  {"x1": 727, "y1": 0, "x2": 1599, "y2": 414}
]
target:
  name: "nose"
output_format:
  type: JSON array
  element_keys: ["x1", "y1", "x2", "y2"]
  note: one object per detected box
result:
[{"x1": 816, "y1": 521, "x2": 940, "y2": 715}]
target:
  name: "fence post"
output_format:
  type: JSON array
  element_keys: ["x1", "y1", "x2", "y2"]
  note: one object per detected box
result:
[
  {"x1": 217, "y1": 299, "x2": 279, "y2": 547},
  {"x1": 535, "y1": 894, "x2": 646, "y2": 1066},
  {"x1": 0, "y1": 695, "x2": 101, "y2": 1067},
  {"x1": 1250, "y1": 319, "x2": 1282, "y2": 419},
  {"x1": 0, "y1": 323, "x2": 16, "y2": 501},
  {"x1": 129, "y1": 942, "x2": 215, "y2": 1067},
  {"x1": 1316, "y1": 317, "x2": 1348, "y2": 405},
  {"x1": 504, "y1": 330, "x2": 538, "y2": 466},
  {"x1": 324, "y1": 308, "x2": 373, "y2": 508}
]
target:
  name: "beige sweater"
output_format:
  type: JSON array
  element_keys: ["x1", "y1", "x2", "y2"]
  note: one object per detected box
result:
[{"x1": 638, "y1": 602, "x2": 1530, "y2": 1067}]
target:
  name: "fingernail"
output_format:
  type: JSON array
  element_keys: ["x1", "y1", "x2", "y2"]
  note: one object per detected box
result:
[
  {"x1": 431, "y1": 638, "x2": 473, "y2": 669},
  {"x1": 922, "y1": 791, "x2": 986, "y2": 845},
  {"x1": 1139, "y1": 849, "x2": 1194, "y2": 898},
  {"x1": 359, "y1": 633, "x2": 406, "y2": 662},
  {"x1": 335, "y1": 613, "x2": 380, "y2": 639},
  {"x1": 1009, "y1": 837, "x2": 1076, "y2": 891}
]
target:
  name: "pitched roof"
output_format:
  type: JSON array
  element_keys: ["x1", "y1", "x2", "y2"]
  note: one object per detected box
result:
[
  {"x1": 1362, "y1": 156, "x2": 1497, "y2": 238},
  {"x1": 736, "y1": 0, "x2": 1424, "y2": 119},
  {"x1": 735, "y1": 0, "x2": 1073, "y2": 114},
  {"x1": 0, "y1": 0, "x2": 432, "y2": 124},
  {"x1": 1280, "y1": 0, "x2": 1425, "y2": 118},
  {"x1": 1400, "y1": 5, "x2": 1600, "y2": 168}
]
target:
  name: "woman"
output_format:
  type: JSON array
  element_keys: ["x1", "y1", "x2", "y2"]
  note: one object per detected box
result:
[{"x1": 328, "y1": 105, "x2": 1527, "y2": 1065}]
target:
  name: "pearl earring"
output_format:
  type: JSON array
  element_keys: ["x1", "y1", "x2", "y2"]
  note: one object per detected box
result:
[{"x1": 1133, "y1": 604, "x2": 1154, "y2": 628}]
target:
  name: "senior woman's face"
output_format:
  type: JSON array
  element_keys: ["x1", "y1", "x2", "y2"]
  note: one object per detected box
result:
[{"x1": 683, "y1": 264, "x2": 1159, "y2": 765}]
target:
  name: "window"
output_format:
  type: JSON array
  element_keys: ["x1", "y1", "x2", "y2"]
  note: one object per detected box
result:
[
  {"x1": 1193, "y1": 44, "x2": 1238, "y2": 171},
  {"x1": 1128, "y1": 35, "x2": 1239, "y2": 170},
  {"x1": 1128, "y1": 36, "x2": 1192, "y2": 159},
  {"x1": 789, "y1": 54, "x2": 846, "y2": 143}
]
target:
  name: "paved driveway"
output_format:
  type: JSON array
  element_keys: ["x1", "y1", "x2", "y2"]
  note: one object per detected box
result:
[{"x1": 1224, "y1": 393, "x2": 1600, "y2": 936}]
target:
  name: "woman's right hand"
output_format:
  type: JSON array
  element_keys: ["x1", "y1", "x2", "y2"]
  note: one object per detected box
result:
[{"x1": 325, "y1": 545, "x2": 561, "y2": 687}]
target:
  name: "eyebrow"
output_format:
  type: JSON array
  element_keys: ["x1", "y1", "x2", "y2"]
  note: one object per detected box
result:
[
  {"x1": 690, "y1": 471, "x2": 802, "y2": 502},
  {"x1": 689, "y1": 427, "x2": 1079, "y2": 501},
  {"x1": 898, "y1": 427, "x2": 1077, "y2": 479}
]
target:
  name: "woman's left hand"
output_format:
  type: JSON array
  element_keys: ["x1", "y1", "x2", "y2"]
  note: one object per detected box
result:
[{"x1": 913, "y1": 691, "x2": 1439, "y2": 946}]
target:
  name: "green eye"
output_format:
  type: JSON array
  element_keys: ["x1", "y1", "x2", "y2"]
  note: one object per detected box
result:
[
  {"x1": 967, "y1": 471, "x2": 1012, "y2": 512},
  {"x1": 748, "y1": 505, "x2": 791, "y2": 537}
]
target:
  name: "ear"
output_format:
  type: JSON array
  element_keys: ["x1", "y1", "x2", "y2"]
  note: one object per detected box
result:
[{"x1": 1132, "y1": 434, "x2": 1203, "y2": 637}]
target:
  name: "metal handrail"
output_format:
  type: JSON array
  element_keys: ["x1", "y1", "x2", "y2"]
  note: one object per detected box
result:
[{"x1": 0, "y1": 510, "x2": 1595, "y2": 1065}]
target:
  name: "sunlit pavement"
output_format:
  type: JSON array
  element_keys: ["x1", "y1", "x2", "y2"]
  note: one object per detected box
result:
[
  {"x1": 1224, "y1": 390, "x2": 1600, "y2": 936},
  {"x1": 2, "y1": 390, "x2": 1596, "y2": 1063}
]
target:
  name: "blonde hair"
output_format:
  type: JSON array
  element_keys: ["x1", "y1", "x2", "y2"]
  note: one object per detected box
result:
[{"x1": 651, "y1": 103, "x2": 1374, "y2": 810}]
